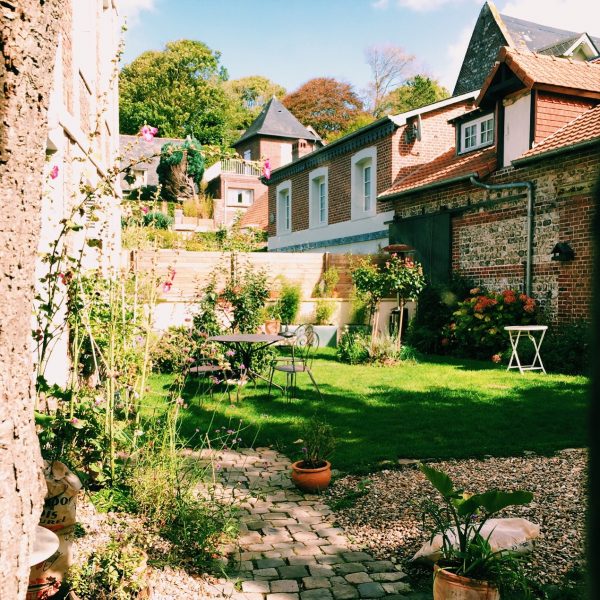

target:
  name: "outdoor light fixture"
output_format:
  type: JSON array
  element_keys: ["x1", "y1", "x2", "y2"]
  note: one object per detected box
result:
[
  {"x1": 269, "y1": 212, "x2": 275, "y2": 224},
  {"x1": 550, "y1": 242, "x2": 575, "y2": 262}
]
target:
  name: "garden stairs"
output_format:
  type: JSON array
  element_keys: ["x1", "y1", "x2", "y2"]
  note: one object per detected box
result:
[{"x1": 190, "y1": 447, "x2": 432, "y2": 600}]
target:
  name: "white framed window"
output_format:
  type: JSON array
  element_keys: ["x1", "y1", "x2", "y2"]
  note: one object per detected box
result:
[
  {"x1": 351, "y1": 147, "x2": 377, "y2": 220},
  {"x1": 459, "y1": 114, "x2": 494, "y2": 153},
  {"x1": 309, "y1": 167, "x2": 328, "y2": 228},
  {"x1": 280, "y1": 143, "x2": 293, "y2": 166},
  {"x1": 226, "y1": 188, "x2": 253, "y2": 207},
  {"x1": 243, "y1": 149, "x2": 252, "y2": 160},
  {"x1": 276, "y1": 180, "x2": 292, "y2": 235}
]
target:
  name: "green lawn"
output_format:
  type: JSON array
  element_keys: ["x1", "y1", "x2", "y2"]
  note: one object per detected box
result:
[{"x1": 146, "y1": 350, "x2": 588, "y2": 474}]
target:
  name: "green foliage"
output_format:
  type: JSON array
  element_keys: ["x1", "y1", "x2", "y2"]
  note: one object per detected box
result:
[
  {"x1": 327, "y1": 113, "x2": 377, "y2": 142},
  {"x1": 119, "y1": 39, "x2": 230, "y2": 144},
  {"x1": 406, "y1": 277, "x2": 473, "y2": 354},
  {"x1": 336, "y1": 328, "x2": 371, "y2": 365},
  {"x1": 337, "y1": 328, "x2": 417, "y2": 365},
  {"x1": 296, "y1": 416, "x2": 336, "y2": 468},
  {"x1": 420, "y1": 463, "x2": 534, "y2": 596},
  {"x1": 283, "y1": 77, "x2": 365, "y2": 140},
  {"x1": 157, "y1": 138, "x2": 206, "y2": 201},
  {"x1": 382, "y1": 74, "x2": 449, "y2": 114},
  {"x1": 67, "y1": 537, "x2": 148, "y2": 600},
  {"x1": 274, "y1": 279, "x2": 301, "y2": 324},
  {"x1": 540, "y1": 321, "x2": 590, "y2": 375},
  {"x1": 224, "y1": 75, "x2": 286, "y2": 130},
  {"x1": 143, "y1": 211, "x2": 173, "y2": 229},
  {"x1": 351, "y1": 257, "x2": 385, "y2": 322},
  {"x1": 386, "y1": 254, "x2": 425, "y2": 301},
  {"x1": 193, "y1": 275, "x2": 222, "y2": 338},
  {"x1": 449, "y1": 288, "x2": 538, "y2": 361},
  {"x1": 314, "y1": 299, "x2": 335, "y2": 325},
  {"x1": 150, "y1": 326, "x2": 197, "y2": 374}
]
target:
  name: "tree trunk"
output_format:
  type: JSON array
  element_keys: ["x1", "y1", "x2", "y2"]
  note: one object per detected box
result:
[{"x1": 0, "y1": 2, "x2": 64, "y2": 597}]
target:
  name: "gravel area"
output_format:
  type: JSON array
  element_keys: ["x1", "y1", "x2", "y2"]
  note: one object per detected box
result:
[{"x1": 326, "y1": 448, "x2": 587, "y2": 588}]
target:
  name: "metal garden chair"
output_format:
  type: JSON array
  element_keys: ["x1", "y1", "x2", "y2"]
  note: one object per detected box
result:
[{"x1": 267, "y1": 324, "x2": 323, "y2": 402}]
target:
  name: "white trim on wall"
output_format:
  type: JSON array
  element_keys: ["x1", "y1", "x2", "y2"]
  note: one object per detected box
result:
[
  {"x1": 276, "y1": 179, "x2": 292, "y2": 235},
  {"x1": 308, "y1": 166, "x2": 328, "y2": 229},
  {"x1": 351, "y1": 146, "x2": 377, "y2": 220}
]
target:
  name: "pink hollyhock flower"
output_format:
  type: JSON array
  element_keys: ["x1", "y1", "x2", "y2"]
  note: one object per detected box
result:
[
  {"x1": 163, "y1": 281, "x2": 172, "y2": 293},
  {"x1": 141, "y1": 205, "x2": 150, "y2": 215},
  {"x1": 140, "y1": 124, "x2": 158, "y2": 142},
  {"x1": 50, "y1": 165, "x2": 59, "y2": 180},
  {"x1": 262, "y1": 158, "x2": 271, "y2": 180}
]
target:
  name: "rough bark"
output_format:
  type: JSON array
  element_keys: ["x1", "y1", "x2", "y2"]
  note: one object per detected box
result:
[{"x1": 0, "y1": 1, "x2": 64, "y2": 597}]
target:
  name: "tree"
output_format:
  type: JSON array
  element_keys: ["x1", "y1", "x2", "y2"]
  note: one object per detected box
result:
[
  {"x1": 157, "y1": 138, "x2": 205, "y2": 201},
  {"x1": 382, "y1": 75, "x2": 449, "y2": 115},
  {"x1": 327, "y1": 113, "x2": 377, "y2": 142},
  {"x1": 0, "y1": 0, "x2": 62, "y2": 594},
  {"x1": 365, "y1": 44, "x2": 415, "y2": 117},
  {"x1": 283, "y1": 78, "x2": 364, "y2": 140},
  {"x1": 119, "y1": 40, "x2": 231, "y2": 144},
  {"x1": 224, "y1": 75, "x2": 286, "y2": 131}
]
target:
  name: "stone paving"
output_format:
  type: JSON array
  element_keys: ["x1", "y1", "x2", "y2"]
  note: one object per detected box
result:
[{"x1": 196, "y1": 447, "x2": 432, "y2": 600}]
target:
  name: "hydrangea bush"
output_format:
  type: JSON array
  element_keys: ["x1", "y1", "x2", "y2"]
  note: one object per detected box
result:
[{"x1": 446, "y1": 288, "x2": 538, "y2": 361}]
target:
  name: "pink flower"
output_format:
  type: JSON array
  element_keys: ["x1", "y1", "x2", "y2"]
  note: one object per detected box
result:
[
  {"x1": 141, "y1": 205, "x2": 149, "y2": 215},
  {"x1": 262, "y1": 158, "x2": 271, "y2": 180},
  {"x1": 70, "y1": 417, "x2": 78, "y2": 424},
  {"x1": 163, "y1": 281, "x2": 172, "y2": 293},
  {"x1": 140, "y1": 124, "x2": 158, "y2": 142},
  {"x1": 50, "y1": 165, "x2": 59, "y2": 180},
  {"x1": 491, "y1": 354, "x2": 502, "y2": 364}
]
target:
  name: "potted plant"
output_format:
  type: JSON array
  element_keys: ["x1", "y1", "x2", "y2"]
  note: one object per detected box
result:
[
  {"x1": 264, "y1": 304, "x2": 281, "y2": 335},
  {"x1": 419, "y1": 463, "x2": 534, "y2": 600},
  {"x1": 291, "y1": 417, "x2": 335, "y2": 492}
]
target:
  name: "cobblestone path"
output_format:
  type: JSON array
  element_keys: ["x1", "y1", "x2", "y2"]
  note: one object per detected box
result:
[{"x1": 196, "y1": 447, "x2": 431, "y2": 600}]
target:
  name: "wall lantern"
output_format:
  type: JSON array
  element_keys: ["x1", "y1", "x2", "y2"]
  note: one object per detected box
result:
[
  {"x1": 269, "y1": 212, "x2": 275, "y2": 225},
  {"x1": 550, "y1": 242, "x2": 575, "y2": 262}
]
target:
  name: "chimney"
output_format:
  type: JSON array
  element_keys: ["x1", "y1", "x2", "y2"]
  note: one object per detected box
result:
[{"x1": 292, "y1": 139, "x2": 314, "y2": 161}]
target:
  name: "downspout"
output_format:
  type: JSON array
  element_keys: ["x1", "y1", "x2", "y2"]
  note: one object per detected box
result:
[{"x1": 469, "y1": 176, "x2": 535, "y2": 297}]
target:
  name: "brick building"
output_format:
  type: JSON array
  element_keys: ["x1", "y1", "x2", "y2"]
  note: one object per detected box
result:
[
  {"x1": 41, "y1": 0, "x2": 121, "y2": 385},
  {"x1": 204, "y1": 96, "x2": 322, "y2": 228},
  {"x1": 379, "y1": 49, "x2": 600, "y2": 323},
  {"x1": 265, "y1": 93, "x2": 477, "y2": 253}
]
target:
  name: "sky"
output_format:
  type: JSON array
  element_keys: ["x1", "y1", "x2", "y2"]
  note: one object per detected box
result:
[{"x1": 119, "y1": 0, "x2": 600, "y2": 95}]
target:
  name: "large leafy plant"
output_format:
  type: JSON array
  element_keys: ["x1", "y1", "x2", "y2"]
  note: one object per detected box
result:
[{"x1": 420, "y1": 463, "x2": 534, "y2": 596}]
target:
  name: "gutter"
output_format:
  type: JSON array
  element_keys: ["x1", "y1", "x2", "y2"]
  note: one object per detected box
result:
[
  {"x1": 378, "y1": 173, "x2": 477, "y2": 202},
  {"x1": 469, "y1": 176, "x2": 535, "y2": 297},
  {"x1": 512, "y1": 137, "x2": 600, "y2": 167}
]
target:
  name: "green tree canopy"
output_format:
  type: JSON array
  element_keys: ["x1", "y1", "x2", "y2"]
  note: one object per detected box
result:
[
  {"x1": 282, "y1": 78, "x2": 365, "y2": 140},
  {"x1": 382, "y1": 75, "x2": 449, "y2": 115},
  {"x1": 119, "y1": 40, "x2": 231, "y2": 144},
  {"x1": 224, "y1": 75, "x2": 286, "y2": 131}
]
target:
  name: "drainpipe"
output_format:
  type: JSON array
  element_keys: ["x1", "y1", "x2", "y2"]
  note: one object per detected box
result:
[{"x1": 468, "y1": 176, "x2": 535, "y2": 297}]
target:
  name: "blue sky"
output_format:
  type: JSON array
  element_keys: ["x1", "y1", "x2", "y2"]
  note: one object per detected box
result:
[{"x1": 120, "y1": 0, "x2": 599, "y2": 94}]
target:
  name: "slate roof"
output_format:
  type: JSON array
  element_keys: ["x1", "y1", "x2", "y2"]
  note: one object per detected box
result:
[
  {"x1": 379, "y1": 146, "x2": 497, "y2": 200},
  {"x1": 120, "y1": 134, "x2": 184, "y2": 189},
  {"x1": 234, "y1": 97, "x2": 321, "y2": 147},
  {"x1": 476, "y1": 48, "x2": 600, "y2": 105},
  {"x1": 500, "y1": 13, "x2": 600, "y2": 55},
  {"x1": 514, "y1": 104, "x2": 600, "y2": 163}
]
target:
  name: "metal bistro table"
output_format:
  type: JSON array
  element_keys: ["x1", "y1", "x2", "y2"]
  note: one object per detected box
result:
[
  {"x1": 208, "y1": 333, "x2": 285, "y2": 389},
  {"x1": 504, "y1": 325, "x2": 548, "y2": 374}
]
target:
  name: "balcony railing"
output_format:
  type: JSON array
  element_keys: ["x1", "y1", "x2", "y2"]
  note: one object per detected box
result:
[{"x1": 221, "y1": 158, "x2": 262, "y2": 176}]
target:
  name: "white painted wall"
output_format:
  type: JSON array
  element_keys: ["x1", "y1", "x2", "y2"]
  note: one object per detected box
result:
[{"x1": 503, "y1": 93, "x2": 531, "y2": 167}]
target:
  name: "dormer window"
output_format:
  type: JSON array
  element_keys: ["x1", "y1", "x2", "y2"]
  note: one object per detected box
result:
[{"x1": 459, "y1": 114, "x2": 494, "y2": 153}]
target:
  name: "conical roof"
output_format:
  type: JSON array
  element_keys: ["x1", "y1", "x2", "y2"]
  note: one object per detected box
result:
[{"x1": 234, "y1": 96, "x2": 320, "y2": 146}]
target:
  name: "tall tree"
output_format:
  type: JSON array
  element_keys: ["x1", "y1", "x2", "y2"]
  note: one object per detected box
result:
[
  {"x1": 0, "y1": 0, "x2": 62, "y2": 594},
  {"x1": 224, "y1": 75, "x2": 286, "y2": 130},
  {"x1": 283, "y1": 78, "x2": 364, "y2": 140},
  {"x1": 365, "y1": 44, "x2": 415, "y2": 117},
  {"x1": 382, "y1": 75, "x2": 449, "y2": 115},
  {"x1": 119, "y1": 40, "x2": 231, "y2": 144}
]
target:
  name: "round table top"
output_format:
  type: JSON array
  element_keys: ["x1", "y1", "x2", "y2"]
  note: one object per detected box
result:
[
  {"x1": 208, "y1": 334, "x2": 284, "y2": 343},
  {"x1": 30, "y1": 526, "x2": 60, "y2": 566},
  {"x1": 504, "y1": 325, "x2": 548, "y2": 331}
]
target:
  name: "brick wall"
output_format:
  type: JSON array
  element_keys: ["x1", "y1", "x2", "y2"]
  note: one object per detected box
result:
[
  {"x1": 535, "y1": 92, "x2": 597, "y2": 143},
  {"x1": 391, "y1": 147, "x2": 599, "y2": 323}
]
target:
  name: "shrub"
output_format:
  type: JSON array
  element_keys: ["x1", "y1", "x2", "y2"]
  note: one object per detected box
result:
[
  {"x1": 337, "y1": 328, "x2": 418, "y2": 365},
  {"x1": 337, "y1": 328, "x2": 370, "y2": 364},
  {"x1": 449, "y1": 288, "x2": 538, "y2": 361},
  {"x1": 143, "y1": 211, "x2": 173, "y2": 229},
  {"x1": 276, "y1": 279, "x2": 301, "y2": 324},
  {"x1": 314, "y1": 299, "x2": 335, "y2": 325},
  {"x1": 150, "y1": 326, "x2": 197, "y2": 373}
]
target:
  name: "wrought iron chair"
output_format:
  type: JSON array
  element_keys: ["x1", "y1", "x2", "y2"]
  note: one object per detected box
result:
[
  {"x1": 267, "y1": 324, "x2": 322, "y2": 401},
  {"x1": 188, "y1": 360, "x2": 230, "y2": 399}
]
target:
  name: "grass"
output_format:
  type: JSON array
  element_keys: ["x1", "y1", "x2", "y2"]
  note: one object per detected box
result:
[{"x1": 146, "y1": 349, "x2": 588, "y2": 474}]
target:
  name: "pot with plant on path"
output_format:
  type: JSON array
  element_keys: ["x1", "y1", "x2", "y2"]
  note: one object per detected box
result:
[
  {"x1": 291, "y1": 416, "x2": 335, "y2": 492},
  {"x1": 419, "y1": 463, "x2": 536, "y2": 600}
]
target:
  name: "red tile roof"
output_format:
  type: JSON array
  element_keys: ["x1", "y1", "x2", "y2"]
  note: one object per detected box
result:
[
  {"x1": 240, "y1": 192, "x2": 268, "y2": 230},
  {"x1": 477, "y1": 47, "x2": 600, "y2": 105},
  {"x1": 515, "y1": 103, "x2": 600, "y2": 163},
  {"x1": 379, "y1": 146, "x2": 497, "y2": 199}
]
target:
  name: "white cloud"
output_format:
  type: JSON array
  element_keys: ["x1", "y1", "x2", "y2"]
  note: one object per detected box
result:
[
  {"x1": 436, "y1": 26, "x2": 472, "y2": 91},
  {"x1": 371, "y1": 0, "x2": 390, "y2": 8},
  {"x1": 391, "y1": 0, "x2": 477, "y2": 12},
  {"x1": 499, "y1": 0, "x2": 600, "y2": 37},
  {"x1": 119, "y1": 0, "x2": 156, "y2": 26}
]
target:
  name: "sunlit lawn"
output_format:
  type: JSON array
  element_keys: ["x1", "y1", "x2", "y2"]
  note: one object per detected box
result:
[{"x1": 146, "y1": 349, "x2": 588, "y2": 474}]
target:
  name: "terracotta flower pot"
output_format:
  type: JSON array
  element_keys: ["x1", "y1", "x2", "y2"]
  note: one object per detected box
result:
[
  {"x1": 291, "y1": 460, "x2": 331, "y2": 492},
  {"x1": 433, "y1": 565, "x2": 499, "y2": 600},
  {"x1": 264, "y1": 319, "x2": 281, "y2": 335}
]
